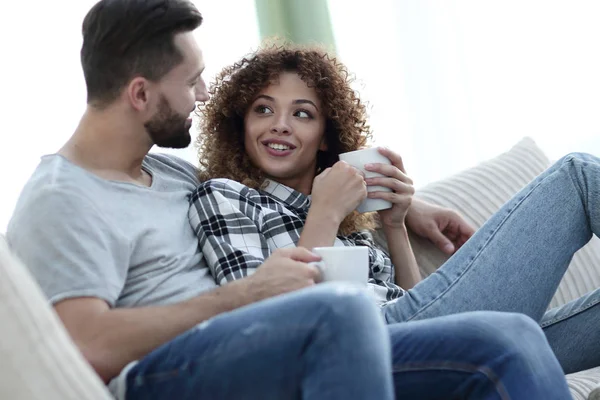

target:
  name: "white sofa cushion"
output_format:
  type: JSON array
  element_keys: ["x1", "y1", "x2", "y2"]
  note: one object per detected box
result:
[
  {"x1": 0, "y1": 235, "x2": 112, "y2": 400},
  {"x1": 570, "y1": 368, "x2": 600, "y2": 400}
]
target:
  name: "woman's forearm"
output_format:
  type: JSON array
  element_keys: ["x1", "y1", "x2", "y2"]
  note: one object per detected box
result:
[
  {"x1": 297, "y1": 207, "x2": 341, "y2": 250},
  {"x1": 383, "y1": 224, "x2": 422, "y2": 289}
]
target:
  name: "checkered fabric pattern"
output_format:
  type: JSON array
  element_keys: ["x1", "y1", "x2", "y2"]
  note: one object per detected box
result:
[{"x1": 188, "y1": 179, "x2": 405, "y2": 304}]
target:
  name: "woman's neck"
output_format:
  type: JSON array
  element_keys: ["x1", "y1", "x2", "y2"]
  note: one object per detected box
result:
[{"x1": 267, "y1": 175, "x2": 314, "y2": 196}]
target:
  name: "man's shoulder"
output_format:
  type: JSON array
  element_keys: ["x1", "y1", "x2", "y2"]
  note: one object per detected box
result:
[
  {"x1": 203, "y1": 178, "x2": 249, "y2": 191},
  {"x1": 145, "y1": 152, "x2": 199, "y2": 186},
  {"x1": 16, "y1": 155, "x2": 97, "y2": 203},
  {"x1": 193, "y1": 178, "x2": 261, "y2": 199},
  {"x1": 6, "y1": 156, "x2": 113, "y2": 247}
]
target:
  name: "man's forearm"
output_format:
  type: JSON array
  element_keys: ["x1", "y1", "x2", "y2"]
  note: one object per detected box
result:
[{"x1": 74, "y1": 279, "x2": 254, "y2": 383}]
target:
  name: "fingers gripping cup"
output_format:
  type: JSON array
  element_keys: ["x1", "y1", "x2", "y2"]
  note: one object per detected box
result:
[{"x1": 338, "y1": 148, "x2": 392, "y2": 213}]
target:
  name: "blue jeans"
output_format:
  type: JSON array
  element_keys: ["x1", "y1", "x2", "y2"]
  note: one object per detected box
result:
[
  {"x1": 125, "y1": 283, "x2": 570, "y2": 400},
  {"x1": 384, "y1": 152, "x2": 600, "y2": 374}
]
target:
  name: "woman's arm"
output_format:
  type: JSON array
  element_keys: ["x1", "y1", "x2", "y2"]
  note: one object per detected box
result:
[
  {"x1": 382, "y1": 224, "x2": 421, "y2": 288},
  {"x1": 363, "y1": 147, "x2": 421, "y2": 288},
  {"x1": 297, "y1": 208, "x2": 341, "y2": 249},
  {"x1": 298, "y1": 162, "x2": 368, "y2": 250}
]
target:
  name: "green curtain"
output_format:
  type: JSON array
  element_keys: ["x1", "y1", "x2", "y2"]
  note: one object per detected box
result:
[{"x1": 254, "y1": 0, "x2": 337, "y2": 52}]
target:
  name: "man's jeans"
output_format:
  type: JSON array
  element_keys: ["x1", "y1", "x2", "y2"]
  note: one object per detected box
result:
[
  {"x1": 125, "y1": 283, "x2": 570, "y2": 400},
  {"x1": 384, "y1": 152, "x2": 600, "y2": 374}
]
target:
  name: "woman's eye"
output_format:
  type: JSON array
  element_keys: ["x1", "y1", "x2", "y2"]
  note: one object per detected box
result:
[
  {"x1": 255, "y1": 105, "x2": 273, "y2": 114},
  {"x1": 295, "y1": 110, "x2": 312, "y2": 119}
]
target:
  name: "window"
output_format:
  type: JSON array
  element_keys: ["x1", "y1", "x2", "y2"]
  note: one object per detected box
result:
[{"x1": 329, "y1": 0, "x2": 600, "y2": 186}]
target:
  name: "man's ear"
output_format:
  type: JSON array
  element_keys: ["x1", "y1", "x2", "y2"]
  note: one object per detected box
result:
[{"x1": 126, "y1": 77, "x2": 151, "y2": 112}]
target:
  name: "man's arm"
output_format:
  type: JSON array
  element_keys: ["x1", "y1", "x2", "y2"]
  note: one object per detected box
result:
[
  {"x1": 9, "y1": 188, "x2": 320, "y2": 383},
  {"x1": 405, "y1": 198, "x2": 475, "y2": 255},
  {"x1": 56, "y1": 247, "x2": 321, "y2": 383},
  {"x1": 56, "y1": 280, "x2": 251, "y2": 383}
]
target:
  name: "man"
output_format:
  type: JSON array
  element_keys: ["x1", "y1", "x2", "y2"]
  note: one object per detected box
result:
[{"x1": 7, "y1": 1, "x2": 572, "y2": 399}]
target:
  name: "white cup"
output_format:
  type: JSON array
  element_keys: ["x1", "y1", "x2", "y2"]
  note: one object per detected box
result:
[
  {"x1": 311, "y1": 246, "x2": 369, "y2": 286},
  {"x1": 338, "y1": 147, "x2": 392, "y2": 213}
]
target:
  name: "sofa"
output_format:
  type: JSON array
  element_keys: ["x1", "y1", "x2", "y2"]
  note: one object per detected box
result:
[{"x1": 1, "y1": 137, "x2": 600, "y2": 399}]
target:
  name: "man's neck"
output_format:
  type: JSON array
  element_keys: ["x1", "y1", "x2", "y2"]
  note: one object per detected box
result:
[{"x1": 59, "y1": 105, "x2": 154, "y2": 185}]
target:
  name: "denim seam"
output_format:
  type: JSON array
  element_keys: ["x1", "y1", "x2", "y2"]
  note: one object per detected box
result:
[
  {"x1": 540, "y1": 295, "x2": 600, "y2": 328},
  {"x1": 564, "y1": 156, "x2": 589, "y2": 213},
  {"x1": 393, "y1": 362, "x2": 510, "y2": 400},
  {"x1": 537, "y1": 156, "x2": 600, "y2": 327},
  {"x1": 405, "y1": 176, "x2": 548, "y2": 322}
]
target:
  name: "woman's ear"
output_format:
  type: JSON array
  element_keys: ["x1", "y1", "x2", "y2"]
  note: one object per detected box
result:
[{"x1": 319, "y1": 136, "x2": 328, "y2": 151}]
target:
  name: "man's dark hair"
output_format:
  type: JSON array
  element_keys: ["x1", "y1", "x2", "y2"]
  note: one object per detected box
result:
[{"x1": 81, "y1": 0, "x2": 203, "y2": 107}]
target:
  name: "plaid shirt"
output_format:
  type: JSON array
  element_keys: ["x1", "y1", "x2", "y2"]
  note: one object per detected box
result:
[{"x1": 188, "y1": 179, "x2": 405, "y2": 304}]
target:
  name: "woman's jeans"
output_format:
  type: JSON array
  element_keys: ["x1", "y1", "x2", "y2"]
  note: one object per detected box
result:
[
  {"x1": 125, "y1": 283, "x2": 571, "y2": 400},
  {"x1": 384, "y1": 152, "x2": 600, "y2": 374}
]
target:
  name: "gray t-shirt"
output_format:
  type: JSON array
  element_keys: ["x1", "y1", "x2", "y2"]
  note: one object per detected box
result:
[{"x1": 7, "y1": 153, "x2": 217, "y2": 308}]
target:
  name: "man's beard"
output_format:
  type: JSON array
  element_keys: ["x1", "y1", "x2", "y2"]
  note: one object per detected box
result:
[{"x1": 144, "y1": 95, "x2": 193, "y2": 149}]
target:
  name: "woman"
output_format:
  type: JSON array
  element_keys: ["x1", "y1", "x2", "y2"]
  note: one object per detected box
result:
[
  {"x1": 192, "y1": 46, "x2": 415, "y2": 304},
  {"x1": 189, "y1": 43, "x2": 600, "y2": 377}
]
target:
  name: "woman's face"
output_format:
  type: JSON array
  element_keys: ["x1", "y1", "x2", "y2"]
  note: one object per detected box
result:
[{"x1": 244, "y1": 72, "x2": 327, "y2": 194}]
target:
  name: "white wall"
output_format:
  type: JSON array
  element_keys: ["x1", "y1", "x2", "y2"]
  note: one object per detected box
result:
[
  {"x1": 0, "y1": 0, "x2": 259, "y2": 232},
  {"x1": 6, "y1": 1, "x2": 600, "y2": 230},
  {"x1": 328, "y1": 0, "x2": 600, "y2": 187}
]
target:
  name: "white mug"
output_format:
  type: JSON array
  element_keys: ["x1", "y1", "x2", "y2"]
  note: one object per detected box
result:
[
  {"x1": 311, "y1": 246, "x2": 369, "y2": 286},
  {"x1": 338, "y1": 147, "x2": 392, "y2": 213}
]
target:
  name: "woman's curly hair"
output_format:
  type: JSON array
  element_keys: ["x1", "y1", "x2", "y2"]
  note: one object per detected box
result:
[{"x1": 197, "y1": 42, "x2": 377, "y2": 234}]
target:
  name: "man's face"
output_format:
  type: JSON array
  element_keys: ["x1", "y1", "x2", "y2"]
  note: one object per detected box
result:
[
  {"x1": 144, "y1": 94, "x2": 193, "y2": 148},
  {"x1": 145, "y1": 32, "x2": 209, "y2": 149}
]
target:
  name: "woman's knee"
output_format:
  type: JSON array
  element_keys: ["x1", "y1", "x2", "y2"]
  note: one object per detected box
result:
[{"x1": 558, "y1": 152, "x2": 598, "y2": 168}]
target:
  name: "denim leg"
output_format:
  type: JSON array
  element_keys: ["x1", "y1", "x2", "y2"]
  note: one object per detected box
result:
[
  {"x1": 388, "y1": 312, "x2": 571, "y2": 400},
  {"x1": 383, "y1": 153, "x2": 600, "y2": 372},
  {"x1": 541, "y1": 288, "x2": 600, "y2": 373},
  {"x1": 125, "y1": 283, "x2": 394, "y2": 400}
]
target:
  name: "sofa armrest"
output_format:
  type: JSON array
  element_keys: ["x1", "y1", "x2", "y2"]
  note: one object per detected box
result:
[{"x1": 0, "y1": 236, "x2": 112, "y2": 400}]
